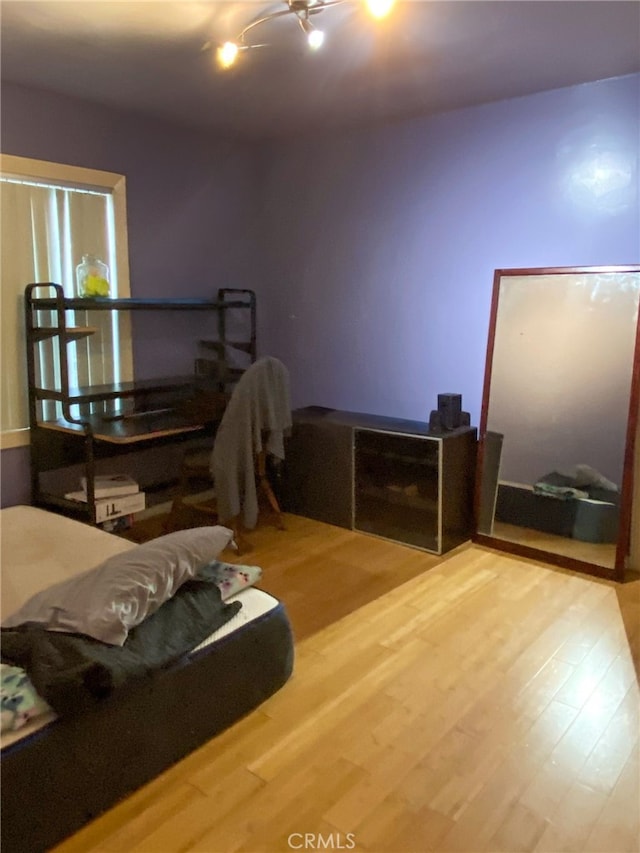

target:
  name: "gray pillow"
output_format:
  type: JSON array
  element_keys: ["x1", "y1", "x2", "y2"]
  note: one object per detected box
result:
[{"x1": 1, "y1": 526, "x2": 234, "y2": 646}]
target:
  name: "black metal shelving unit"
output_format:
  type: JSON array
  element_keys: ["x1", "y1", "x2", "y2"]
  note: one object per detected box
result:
[{"x1": 24, "y1": 282, "x2": 256, "y2": 524}]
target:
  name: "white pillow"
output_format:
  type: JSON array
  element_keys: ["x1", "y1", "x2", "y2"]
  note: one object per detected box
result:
[{"x1": 2, "y1": 526, "x2": 234, "y2": 646}]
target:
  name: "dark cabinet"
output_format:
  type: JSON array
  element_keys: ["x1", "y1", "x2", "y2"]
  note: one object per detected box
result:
[
  {"x1": 285, "y1": 407, "x2": 477, "y2": 555},
  {"x1": 284, "y1": 411, "x2": 354, "y2": 529}
]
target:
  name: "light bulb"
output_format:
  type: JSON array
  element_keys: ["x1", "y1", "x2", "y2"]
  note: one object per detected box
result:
[
  {"x1": 307, "y1": 28, "x2": 325, "y2": 49},
  {"x1": 217, "y1": 41, "x2": 239, "y2": 69},
  {"x1": 365, "y1": 0, "x2": 395, "y2": 19}
]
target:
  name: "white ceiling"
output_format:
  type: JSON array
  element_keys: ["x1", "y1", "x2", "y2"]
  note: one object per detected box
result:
[{"x1": 2, "y1": 1, "x2": 639, "y2": 139}]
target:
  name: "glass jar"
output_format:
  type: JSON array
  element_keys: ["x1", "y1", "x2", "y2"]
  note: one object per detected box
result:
[{"x1": 76, "y1": 254, "x2": 110, "y2": 297}]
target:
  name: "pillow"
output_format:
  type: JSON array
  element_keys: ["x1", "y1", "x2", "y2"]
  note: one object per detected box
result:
[
  {"x1": 1, "y1": 663, "x2": 51, "y2": 733},
  {"x1": 1, "y1": 526, "x2": 234, "y2": 646},
  {"x1": 199, "y1": 560, "x2": 262, "y2": 599}
]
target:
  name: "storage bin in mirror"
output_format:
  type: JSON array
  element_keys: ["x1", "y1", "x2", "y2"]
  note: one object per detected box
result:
[{"x1": 474, "y1": 265, "x2": 640, "y2": 580}]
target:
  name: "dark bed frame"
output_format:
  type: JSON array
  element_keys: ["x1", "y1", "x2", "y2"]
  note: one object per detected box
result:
[{"x1": 1, "y1": 600, "x2": 294, "y2": 853}]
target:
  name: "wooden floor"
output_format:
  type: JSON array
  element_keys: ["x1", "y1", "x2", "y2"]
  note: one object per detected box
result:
[
  {"x1": 122, "y1": 510, "x2": 443, "y2": 641},
  {"x1": 55, "y1": 515, "x2": 639, "y2": 853}
]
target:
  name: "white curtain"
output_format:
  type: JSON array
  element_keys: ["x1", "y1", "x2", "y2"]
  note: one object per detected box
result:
[{"x1": 1, "y1": 178, "x2": 131, "y2": 436}]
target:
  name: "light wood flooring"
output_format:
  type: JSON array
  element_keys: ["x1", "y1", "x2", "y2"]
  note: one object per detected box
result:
[{"x1": 55, "y1": 515, "x2": 639, "y2": 853}]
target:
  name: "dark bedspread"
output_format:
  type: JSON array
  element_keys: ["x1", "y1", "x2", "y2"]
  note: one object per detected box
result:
[{"x1": 1, "y1": 577, "x2": 241, "y2": 717}]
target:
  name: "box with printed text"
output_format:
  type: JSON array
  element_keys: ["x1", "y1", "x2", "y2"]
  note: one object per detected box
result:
[{"x1": 65, "y1": 490, "x2": 146, "y2": 522}]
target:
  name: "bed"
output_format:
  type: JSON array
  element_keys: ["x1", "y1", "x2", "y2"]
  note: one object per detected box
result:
[{"x1": 1, "y1": 505, "x2": 294, "y2": 853}]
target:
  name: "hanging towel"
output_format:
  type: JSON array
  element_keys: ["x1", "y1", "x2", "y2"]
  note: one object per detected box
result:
[{"x1": 211, "y1": 357, "x2": 291, "y2": 529}]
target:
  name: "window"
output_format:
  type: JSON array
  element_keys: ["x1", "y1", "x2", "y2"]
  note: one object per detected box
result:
[{"x1": 0, "y1": 154, "x2": 133, "y2": 448}]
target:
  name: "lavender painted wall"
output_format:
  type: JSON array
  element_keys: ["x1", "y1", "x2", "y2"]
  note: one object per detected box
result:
[
  {"x1": 1, "y1": 81, "x2": 261, "y2": 507},
  {"x1": 1, "y1": 447, "x2": 30, "y2": 507},
  {"x1": 257, "y1": 74, "x2": 640, "y2": 428},
  {"x1": 2, "y1": 75, "x2": 639, "y2": 513}
]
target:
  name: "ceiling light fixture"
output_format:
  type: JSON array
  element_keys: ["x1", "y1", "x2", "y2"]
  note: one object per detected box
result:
[
  {"x1": 215, "y1": 0, "x2": 395, "y2": 70},
  {"x1": 298, "y1": 16, "x2": 325, "y2": 50}
]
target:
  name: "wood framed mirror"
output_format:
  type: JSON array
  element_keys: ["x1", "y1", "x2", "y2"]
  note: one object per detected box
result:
[{"x1": 474, "y1": 265, "x2": 640, "y2": 581}]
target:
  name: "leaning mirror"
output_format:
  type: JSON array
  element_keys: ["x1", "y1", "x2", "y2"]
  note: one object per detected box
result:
[{"x1": 474, "y1": 265, "x2": 640, "y2": 580}]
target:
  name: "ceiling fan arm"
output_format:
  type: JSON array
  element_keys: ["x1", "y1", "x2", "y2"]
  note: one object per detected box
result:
[
  {"x1": 237, "y1": 0, "x2": 347, "y2": 43},
  {"x1": 238, "y1": 8, "x2": 294, "y2": 43}
]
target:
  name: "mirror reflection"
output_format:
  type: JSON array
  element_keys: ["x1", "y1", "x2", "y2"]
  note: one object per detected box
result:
[{"x1": 477, "y1": 267, "x2": 640, "y2": 575}]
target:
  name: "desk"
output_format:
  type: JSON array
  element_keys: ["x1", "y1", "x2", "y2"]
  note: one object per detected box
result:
[
  {"x1": 39, "y1": 412, "x2": 209, "y2": 444},
  {"x1": 31, "y1": 378, "x2": 228, "y2": 524}
]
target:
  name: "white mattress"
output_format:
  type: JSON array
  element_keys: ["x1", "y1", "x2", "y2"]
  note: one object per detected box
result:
[
  {"x1": 192, "y1": 586, "x2": 279, "y2": 653},
  {"x1": 0, "y1": 505, "x2": 278, "y2": 750},
  {"x1": 1, "y1": 505, "x2": 135, "y2": 620}
]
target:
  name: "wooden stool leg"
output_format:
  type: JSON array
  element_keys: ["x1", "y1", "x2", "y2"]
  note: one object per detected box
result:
[
  {"x1": 256, "y1": 451, "x2": 285, "y2": 530},
  {"x1": 163, "y1": 464, "x2": 192, "y2": 533},
  {"x1": 163, "y1": 499, "x2": 182, "y2": 534},
  {"x1": 228, "y1": 516, "x2": 252, "y2": 555}
]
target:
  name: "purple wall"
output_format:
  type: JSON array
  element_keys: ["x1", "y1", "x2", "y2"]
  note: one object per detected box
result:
[
  {"x1": 2, "y1": 74, "x2": 639, "y2": 508},
  {"x1": 1, "y1": 82, "x2": 262, "y2": 507},
  {"x1": 257, "y1": 74, "x2": 640, "y2": 425},
  {"x1": 1, "y1": 83, "x2": 262, "y2": 301}
]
